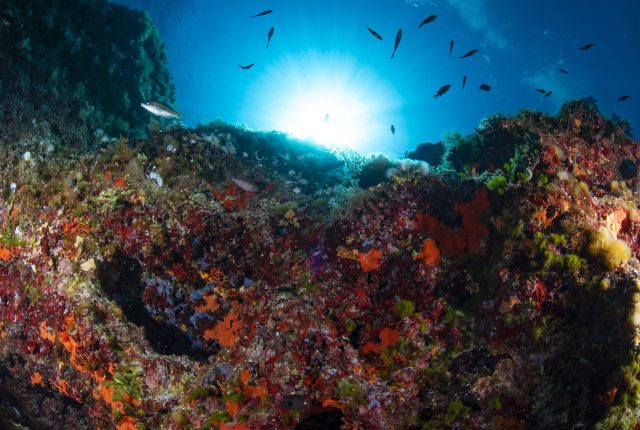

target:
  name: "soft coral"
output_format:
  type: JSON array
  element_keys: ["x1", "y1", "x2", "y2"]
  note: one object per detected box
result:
[{"x1": 414, "y1": 188, "x2": 490, "y2": 256}]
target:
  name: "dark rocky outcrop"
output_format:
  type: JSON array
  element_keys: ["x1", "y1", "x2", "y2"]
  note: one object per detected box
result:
[{"x1": 0, "y1": 0, "x2": 175, "y2": 147}]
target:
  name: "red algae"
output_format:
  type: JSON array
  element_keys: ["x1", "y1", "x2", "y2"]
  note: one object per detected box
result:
[{"x1": 363, "y1": 327, "x2": 402, "y2": 354}]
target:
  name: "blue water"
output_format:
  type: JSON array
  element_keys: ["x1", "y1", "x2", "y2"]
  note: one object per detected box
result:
[{"x1": 112, "y1": 0, "x2": 640, "y2": 157}]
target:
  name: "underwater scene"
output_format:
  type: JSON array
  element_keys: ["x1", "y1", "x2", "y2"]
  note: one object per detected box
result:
[{"x1": 1, "y1": 0, "x2": 640, "y2": 429}]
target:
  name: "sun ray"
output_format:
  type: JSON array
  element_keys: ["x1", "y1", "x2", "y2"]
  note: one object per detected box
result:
[{"x1": 241, "y1": 51, "x2": 403, "y2": 154}]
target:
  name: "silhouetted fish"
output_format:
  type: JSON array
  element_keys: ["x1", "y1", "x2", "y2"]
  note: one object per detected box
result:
[
  {"x1": 580, "y1": 43, "x2": 595, "y2": 50},
  {"x1": 419, "y1": 15, "x2": 437, "y2": 28},
  {"x1": 449, "y1": 40, "x2": 454, "y2": 58},
  {"x1": 479, "y1": 84, "x2": 491, "y2": 92},
  {"x1": 617, "y1": 95, "x2": 631, "y2": 102},
  {"x1": 544, "y1": 90, "x2": 552, "y2": 98},
  {"x1": 462, "y1": 75, "x2": 467, "y2": 88},
  {"x1": 433, "y1": 84, "x2": 451, "y2": 100},
  {"x1": 460, "y1": 49, "x2": 479, "y2": 59},
  {"x1": 238, "y1": 64, "x2": 255, "y2": 70},
  {"x1": 390, "y1": 29, "x2": 403, "y2": 58},
  {"x1": 252, "y1": 10, "x2": 273, "y2": 17},
  {"x1": 391, "y1": 125, "x2": 396, "y2": 135},
  {"x1": 535, "y1": 88, "x2": 547, "y2": 94},
  {"x1": 366, "y1": 26, "x2": 383, "y2": 41},
  {"x1": 267, "y1": 27, "x2": 274, "y2": 48},
  {"x1": 556, "y1": 68, "x2": 569, "y2": 74}
]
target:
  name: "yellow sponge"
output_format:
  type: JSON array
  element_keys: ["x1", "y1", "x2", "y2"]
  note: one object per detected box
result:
[{"x1": 588, "y1": 227, "x2": 632, "y2": 270}]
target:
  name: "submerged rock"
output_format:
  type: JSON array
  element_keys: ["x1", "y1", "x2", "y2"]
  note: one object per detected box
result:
[
  {"x1": 0, "y1": 98, "x2": 639, "y2": 429},
  {"x1": 0, "y1": 0, "x2": 175, "y2": 146},
  {"x1": 619, "y1": 158, "x2": 638, "y2": 179}
]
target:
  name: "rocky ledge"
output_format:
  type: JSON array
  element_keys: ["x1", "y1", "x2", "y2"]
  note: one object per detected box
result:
[{"x1": 0, "y1": 100, "x2": 640, "y2": 429}]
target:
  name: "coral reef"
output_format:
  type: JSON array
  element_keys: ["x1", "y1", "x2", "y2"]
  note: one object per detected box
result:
[
  {"x1": 2, "y1": 4, "x2": 640, "y2": 429},
  {"x1": 1, "y1": 96, "x2": 640, "y2": 429}
]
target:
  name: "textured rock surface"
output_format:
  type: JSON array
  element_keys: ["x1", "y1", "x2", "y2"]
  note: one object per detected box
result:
[
  {"x1": 0, "y1": 0, "x2": 175, "y2": 146},
  {"x1": 0, "y1": 101, "x2": 640, "y2": 429}
]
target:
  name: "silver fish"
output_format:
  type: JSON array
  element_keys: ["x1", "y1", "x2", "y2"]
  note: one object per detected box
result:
[
  {"x1": 1, "y1": 13, "x2": 13, "y2": 26},
  {"x1": 232, "y1": 177, "x2": 259, "y2": 193},
  {"x1": 140, "y1": 101, "x2": 181, "y2": 119}
]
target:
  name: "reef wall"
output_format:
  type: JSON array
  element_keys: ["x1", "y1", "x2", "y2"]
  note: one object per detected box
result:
[
  {"x1": 1, "y1": 99, "x2": 640, "y2": 429},
  {"x1": 0, "y1": 0, "x2": 175, "y2": 147}
]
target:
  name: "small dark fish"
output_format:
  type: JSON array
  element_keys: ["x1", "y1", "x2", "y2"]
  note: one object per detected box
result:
[
  {"x1": 366, "y1": 26, "x2": 383, "y2": 41},
  {"x1": 535, "y1": 88, "x2": 547, "y2": 94},
  {"x1": 390, "y1": 125, "x2": 396, "y2": 135},
  {"x1": 419, "y1": 14, "x2": 437, "y2": 28},
  {"x1": 267, "y1": 27, "x2": 274, "y2": 48},
  {"x1": 433, "y1": 84, "x2": 451, "y2": 100},
  {"x1": 462, "y1": 75, "x2": 467, "y2": 88},
  {"x1": 449, "y1": 40, "x2": 454, "y2": 58},
  {"x1": 390, "y1": 28, "x2": 403, "y2": 59},
  {"x1": 252, "y1": 10, "x2": 273, "y2": 17},
  {"x1": 580, "y1": 43, "x2": 595, "y2": 50},
  {"x1": 238, "y1": 63, "x2": 255, "y2": 70},
  {"x1": 617, "y1": 95, "x2": 631, "y2": 102},
  {"x1": 460, "y1": 49, "x2": 479, "y2": 59},
  {"x1": 479, "y1": 84, "x2": 491, "y2": 92},
  {"x1": 556, "y1": 68, "x2": 569, "y2": 74},
  {"x1": 544, "y1": 90, "x2": 552, "y2": 98},
  {"x1": 1, "y1": 12, "x2": 12, "y2": 26}
]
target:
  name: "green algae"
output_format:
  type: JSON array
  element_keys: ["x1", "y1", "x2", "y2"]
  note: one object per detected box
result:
[
  {"x1": 184, "y1": 387, "x2": 211, "y2": 403},
  {"x1": 394, "y1": 299, "x2": 416, "y2": 319}
]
